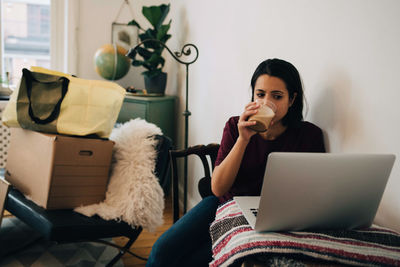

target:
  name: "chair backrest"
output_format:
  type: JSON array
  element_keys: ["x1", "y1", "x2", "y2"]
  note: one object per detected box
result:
[
  {"x1": 169, "y1": 143, "x2": 220, "y2": 221},
  {"x1": 154, "y1": 135, "x2": 173, "y2": 195}
]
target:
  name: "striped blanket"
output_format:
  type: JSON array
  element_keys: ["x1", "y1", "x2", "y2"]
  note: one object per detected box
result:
[{"x1": 209, "y1": 200, "x2": 400, "y2": 267}]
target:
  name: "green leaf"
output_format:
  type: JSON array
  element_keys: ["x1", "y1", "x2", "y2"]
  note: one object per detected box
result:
[
  {"x1": 160, "y1": 34, "x2": 171, "y2": 43},
  {"x1": 147, "y1": 54, "x2": 165, "y2": 68},
  {"x1": 131, "y1": 60, "x2": 144, "y2": 67},
  {"x1": 138, "y1": 33, "x2": 148, "y2": 43},
  {"x1": 142, "y1": 4, "x2": 170, "y2": 29},
  {"x1": 139, "y1": 31, "x2": 154, "y2": 43},
  {"x1": 142, "y1": 62, "x2": 152, "y2": 71},
  {"x1": 133, "y1": 60, "x2": 151, "y2": 71},
  {"x1": 153, "y1": 47, "x2": 164, "y2": 55},
  {"x1": 136, "y1": 47, "x2": 152, "y2": 60},
  {"x1": 156, "y1": 22, "x2": 170, "y2": 41},
  {"x1": 156, "y1": 4, "x2": 170, "y2": 29},
  {"x1": 142, "y1": 38, "x2": 162, "y2": 50},
  {"x1": 127, "y1": 20, "x2": 142, "y2": 30},
  {"x1": 132, "y1": 60, "x2": 151, "y2": 71},
  {"x1": 126, "y1": 48, "x2": 137, "y2": 59}
]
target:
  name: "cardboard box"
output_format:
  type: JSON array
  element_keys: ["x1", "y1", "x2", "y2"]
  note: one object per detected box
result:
[{"x1": 5, "y1": 128, "x2": 114, "y2": 209}]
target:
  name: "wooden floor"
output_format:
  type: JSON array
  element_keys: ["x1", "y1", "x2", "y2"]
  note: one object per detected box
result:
[{"x1": 113, "y1": 194, "x2": 174, "y2": 267}]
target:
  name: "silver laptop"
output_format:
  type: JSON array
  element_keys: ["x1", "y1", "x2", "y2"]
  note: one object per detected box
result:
[{"x1": 234, "y1": 152, "x2": 395, "y2": 232}]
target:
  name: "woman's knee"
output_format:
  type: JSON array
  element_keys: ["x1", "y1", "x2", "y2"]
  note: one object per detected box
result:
[
  {"x1": 184, "y1": 196, "x2": 219, "y2": 218},
  {"x1": 147, "y1": 232, "x2": 177, "y2": 267},
  {"x1": 147, "y1": 196, "x2": 220, "y2": 266}
]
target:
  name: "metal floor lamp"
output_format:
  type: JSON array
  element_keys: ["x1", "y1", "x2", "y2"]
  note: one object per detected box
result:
[{"x1": 128, "y1": 40, "x2": 199, "y2": 214}]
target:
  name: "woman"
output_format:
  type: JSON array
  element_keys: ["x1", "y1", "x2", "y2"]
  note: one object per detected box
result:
[{"x1": 146, "y1": 58, "x2": 325, "y2": 267}]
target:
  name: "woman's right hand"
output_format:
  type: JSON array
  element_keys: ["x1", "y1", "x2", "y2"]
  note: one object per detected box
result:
[
  {"x1": 212, "y1": 102, "x2": 259, "y2": 197},
  {"x1": 237, "y1": 101, "x2": 259, "y2": 142}
]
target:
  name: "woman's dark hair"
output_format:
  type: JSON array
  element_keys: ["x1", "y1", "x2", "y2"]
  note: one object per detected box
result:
[{"x1": 250, "y1": 58, "x2": 304, "y2": 127}]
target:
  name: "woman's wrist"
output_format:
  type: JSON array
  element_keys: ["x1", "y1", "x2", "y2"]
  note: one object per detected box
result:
[{"x1": 237, "y1": 135, "x2": 251, "y2": 147}]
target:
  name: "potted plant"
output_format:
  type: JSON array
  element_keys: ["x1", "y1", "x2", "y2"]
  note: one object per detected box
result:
[{"x1": 127, "y1": 4, "x2": 171, "y2": 95}]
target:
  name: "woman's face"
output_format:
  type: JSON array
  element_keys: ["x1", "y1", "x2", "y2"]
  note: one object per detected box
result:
[{"x1": 253, "y1": 74, "x2": 296, "y2": 126}]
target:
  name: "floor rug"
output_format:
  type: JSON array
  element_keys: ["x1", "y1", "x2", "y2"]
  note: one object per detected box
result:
[{"x1": 0, "y1": 217, "x2": 124, "y2": 267}]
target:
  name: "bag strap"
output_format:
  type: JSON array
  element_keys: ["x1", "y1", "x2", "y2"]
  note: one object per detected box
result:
[{"x1": 22, "y1": 68, "x2": 70, "y2": 125}]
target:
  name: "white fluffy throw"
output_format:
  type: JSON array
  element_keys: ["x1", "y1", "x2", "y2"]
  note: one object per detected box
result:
[{"x1": 74, "y1": 118, "x2": 165, "y2": 232}]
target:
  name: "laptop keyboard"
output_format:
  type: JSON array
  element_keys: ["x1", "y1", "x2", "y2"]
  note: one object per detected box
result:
[{"x1": 250, "y1": 208, "x2": 258, "y2": 217}]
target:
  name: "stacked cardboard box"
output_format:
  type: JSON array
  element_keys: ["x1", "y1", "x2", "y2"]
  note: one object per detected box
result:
[{"x1": 5, "y1": 128, "x2": 114, "y2": 209}]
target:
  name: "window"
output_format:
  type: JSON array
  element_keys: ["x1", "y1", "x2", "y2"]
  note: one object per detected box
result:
[{"x1": 0, "y1": 0, "x2": 66, "y2": 89}]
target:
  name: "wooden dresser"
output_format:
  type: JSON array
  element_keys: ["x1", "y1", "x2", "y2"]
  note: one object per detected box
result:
[{"x1": 117, "y1": 95, "x2": 176, "y2": 146}]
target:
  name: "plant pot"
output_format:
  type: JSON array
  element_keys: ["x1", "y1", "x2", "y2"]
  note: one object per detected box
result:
[{"x1": 144, "y1": 72, "x2": 167, "y2": 95}]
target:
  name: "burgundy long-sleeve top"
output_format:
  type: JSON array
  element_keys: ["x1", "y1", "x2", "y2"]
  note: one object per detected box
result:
[{"x1": 215, "y1": 116, "x2": 326, "y2": 203}]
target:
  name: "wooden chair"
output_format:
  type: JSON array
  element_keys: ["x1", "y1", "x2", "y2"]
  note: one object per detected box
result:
[{"x1": 169, "y1": 143, "x2": 220, "y2": 222}]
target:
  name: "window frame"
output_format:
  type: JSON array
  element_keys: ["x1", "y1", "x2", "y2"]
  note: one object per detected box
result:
[
  {"x1": 0, "y1": 0, "x2": 68, "y2": 85},
  {"x1": 50, "y1": 0, "x2": 66, "y2": 72}
]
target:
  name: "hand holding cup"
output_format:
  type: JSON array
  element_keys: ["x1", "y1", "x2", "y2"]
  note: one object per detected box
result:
[{"x1": 247, "y1": 99, "x2": 276, "y2": 132}]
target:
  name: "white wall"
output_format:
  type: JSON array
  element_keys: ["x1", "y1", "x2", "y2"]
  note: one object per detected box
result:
[
  {"x1": 169, "y1": 0, "x2": 400, "y2": 231},
  {"x1": 73, "y1": 0, "x2": 400, "y2": 231}
]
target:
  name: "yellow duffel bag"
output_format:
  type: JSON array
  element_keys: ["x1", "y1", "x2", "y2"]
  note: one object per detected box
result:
[{"x1": 2, "y1": 67, "x2": 126, "y2": 138}]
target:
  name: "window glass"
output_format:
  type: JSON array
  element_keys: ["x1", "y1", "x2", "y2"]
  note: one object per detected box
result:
[{"x1": 1, "y1": 0, "x2": 50, "y2": 88}]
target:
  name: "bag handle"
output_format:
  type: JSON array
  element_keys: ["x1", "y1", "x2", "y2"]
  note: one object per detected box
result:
[{"x1": 22, "y1": 68, "x2": 70, "y2": 124}]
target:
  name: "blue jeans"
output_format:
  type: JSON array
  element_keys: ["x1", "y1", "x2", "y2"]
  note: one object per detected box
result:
[{"x1": 146, "y1": 196, "x2": 220, "y2": 267}]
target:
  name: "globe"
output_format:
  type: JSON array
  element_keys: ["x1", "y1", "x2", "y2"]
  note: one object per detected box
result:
[{"x1": 94, "y1": 44, "x2": 130, "y2": 80}]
